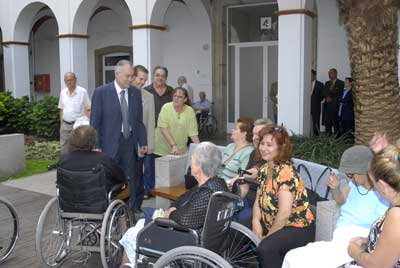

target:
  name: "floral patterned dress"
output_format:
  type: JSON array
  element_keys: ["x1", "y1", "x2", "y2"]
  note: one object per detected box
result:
[
  {"x1": 257, "y1": 161, "x2": 314, "y2": 234},
  {"x1": 338, "y1": 207, "x2": 400, "y2": 268}
]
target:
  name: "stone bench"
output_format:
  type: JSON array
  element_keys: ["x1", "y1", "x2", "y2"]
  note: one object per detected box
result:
[{"x1": 0, "y1": 134, "x2": 25, "y2": 179}]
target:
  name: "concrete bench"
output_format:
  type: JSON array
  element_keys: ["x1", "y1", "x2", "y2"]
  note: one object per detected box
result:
[{"x1": 0, "y1": 134, "x2": 25, "y2": 179}]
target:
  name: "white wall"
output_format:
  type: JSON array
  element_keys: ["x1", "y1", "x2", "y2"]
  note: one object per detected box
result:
[
  {"x1": 316, "y1": 0, "x2": 350, "y2": 82},
  {"x1": 87, "y1": 8, "x2": 131, "y2": 96},
  {"x1": 31, "y1": 18, "x2": 60, "y2": 98},
  {"x1": 161, "y1": 1, "x2": 212, "y2": 103}
]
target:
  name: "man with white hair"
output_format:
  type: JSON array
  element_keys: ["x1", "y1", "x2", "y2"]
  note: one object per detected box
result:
[
  {"x1": 91, "y1": 60, "x2": 147, "y2": 215},
  {"x1": 58, "y1": 72, "x2": 91, "y2": 155},
  {"x1": 177, "y1": 75, "x2": 194, "y2": 103}
]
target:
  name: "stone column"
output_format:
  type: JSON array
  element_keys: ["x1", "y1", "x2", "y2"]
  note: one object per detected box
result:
[
  {"x1": 58, "y1": 34, "x2": 89, "y2": 91},
  {"x1": 277, "y1": 0, "x2": 315, "y2": 135},
  {"x1": 2, "y1": 42, "x2": 30, "y2": 98}
]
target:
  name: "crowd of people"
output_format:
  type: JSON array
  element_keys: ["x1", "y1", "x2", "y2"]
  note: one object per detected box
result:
[
  {"x1": 311, "y1": 68, "x2": 355, "y2": 139},
  {"x1": 57, "y1": 59, "x2": 400, "y2": 268}
]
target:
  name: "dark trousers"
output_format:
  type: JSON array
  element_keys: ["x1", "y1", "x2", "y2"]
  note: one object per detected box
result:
[
  {"x1": 143, "y1": 154, "x2": 155, "y2": 193},
  {"x1": 135, "y1": 157, "x2": 145, "y2": 210},
  {"x1": 311, "y1": 113, "x2": 320, "y2": 136},
  {"x1": 257, "y1": 224, "x2": 315, "y2": 268},
  {"x1": 114, "y1": 134, "x2": 138, "y2": 211}
]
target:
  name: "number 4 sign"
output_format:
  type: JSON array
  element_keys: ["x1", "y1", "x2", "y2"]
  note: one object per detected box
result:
[{"x1": 260, "y1": 17, "x2": 272, "y2": 30}]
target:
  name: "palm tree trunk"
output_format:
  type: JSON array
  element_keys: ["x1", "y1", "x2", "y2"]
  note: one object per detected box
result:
[{"x1": 338, "y1": 0, "x2": 400, "y2": 144}]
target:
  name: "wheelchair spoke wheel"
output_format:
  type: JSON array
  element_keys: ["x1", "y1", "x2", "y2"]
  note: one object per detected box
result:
[
  {"x1": 100, "y1": 200, "x2": 133, "y2": 268},
  {"x1": 0, "y1": 197, "x2": 19, "y2": 265},
  {"x1": 36, "y1": 197, "x2": 68, "y2": 267},
  {"x1": 154, "y1": 246, "x2": 232, "y2": 268},
  {"x1": 222, "y1": 222, "x2": 260, "y2": 268},
  {"x1": 205, "y1": 115, "x2": 218, "y2": 137}
]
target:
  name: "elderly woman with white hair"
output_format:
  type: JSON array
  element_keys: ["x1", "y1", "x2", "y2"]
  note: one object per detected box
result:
[{"x1": 119, "y1": 142, "x2": 229, "y2": 266}]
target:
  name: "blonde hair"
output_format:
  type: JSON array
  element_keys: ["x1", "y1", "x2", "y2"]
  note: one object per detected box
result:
[{"x1": 370, "y1": 141, "x2": 400, "y2": 192}]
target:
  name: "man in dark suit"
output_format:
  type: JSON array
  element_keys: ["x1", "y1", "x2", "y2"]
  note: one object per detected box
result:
[
  {"x1": 90, "y1": 60, "x2": 147, "y2": 215},
  {"x1": 310, "y1": 70, "x2": 324, "y2": 136},
  {"x1": 322, "y1": 68, "x2": 344, "y2": 136},
  {"x1": 337, "y1": 77, "x2": 355, "y2": 140}
]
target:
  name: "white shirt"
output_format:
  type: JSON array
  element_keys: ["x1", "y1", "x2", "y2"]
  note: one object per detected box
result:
[
  {"x1": 182, "y1": 83, "x2": 194, "y2": 103},
  {"x1": 114, "y1": 80, "x2": 131, "y2": 132},
  {"x1": 58, "y1": 86, "x2": 90, "y2": 122}
]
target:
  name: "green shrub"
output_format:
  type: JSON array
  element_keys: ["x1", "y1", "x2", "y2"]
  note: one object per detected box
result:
[
  {"x1": 290, "y1": 135, "x2": 352, "y2": 168},
  {"x1": 30, "y1": 96, "x2": 60, "y2": 140},
  {"x1": 26, "y1": 141, "x2": 60, "y2": 160},
  {"x1": 0, "y1": 92, "x2": 32, "y2": 133}
]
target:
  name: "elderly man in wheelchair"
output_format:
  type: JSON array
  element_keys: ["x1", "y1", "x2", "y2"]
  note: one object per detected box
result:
[
  {"x1": 119, "y1": 142, "x2": 260, "y2": 268},
  {"x1": 36, "y1": 126, "x2": 134, "y2": 268}
]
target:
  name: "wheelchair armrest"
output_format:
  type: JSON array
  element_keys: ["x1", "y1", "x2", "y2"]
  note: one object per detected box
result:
[
  {"x1": 108, "y1": 183, "x2": 127, "y2": 201},
  {"x1": 154, "y1": 218, "x2": 191, "y2": 232}
]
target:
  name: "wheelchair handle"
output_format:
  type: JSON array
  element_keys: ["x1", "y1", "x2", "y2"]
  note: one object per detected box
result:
[
  {"x1": 237, "y1": 168, "x2": 252, "y2": 177},
  {"x1": 236, "y1": 177, "x2": 260, "y2": 187},
  {"x1": 48, "y1": 162, "x2": 59, "y2": 171},
  {"x1": 154, "y1": 218, "x2": 191, "y2": 232}
]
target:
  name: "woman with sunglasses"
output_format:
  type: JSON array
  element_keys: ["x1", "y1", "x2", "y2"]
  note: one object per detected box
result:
[
  {"x1": 282, "y1": 146, "x2": 389, "y2": 268},
  {"x1": 154, "y1": 87, "x2": 199, "y2": 157},
  {"x1": 253, "y1": 125, "x2": 315, "y2": 268}
]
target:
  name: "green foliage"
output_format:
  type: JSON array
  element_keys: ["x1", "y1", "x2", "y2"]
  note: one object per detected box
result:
[
  {"x1": 26, "y1": 141, "x2": 61, "y2": 160},
  {"x1": 7, "y1": 159, "x2": 55, "y2": 180},
  {"x1": 290, "y1": 135, "x2": 352, "y2": 168},
  {"x1": 30, "y1": 96, "x2": 60, "y2": 140},
  {"x1": 0, "y1": 92, "x2": 60, "y2": 140}
]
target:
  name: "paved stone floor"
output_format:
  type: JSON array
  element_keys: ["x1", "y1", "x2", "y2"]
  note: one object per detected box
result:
[{"x1": 0, "y1": 173, "x2": 155, "y2": 268}]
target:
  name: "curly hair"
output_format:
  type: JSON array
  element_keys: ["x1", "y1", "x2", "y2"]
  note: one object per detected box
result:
[
  {"x1": 68, "y1": 125, "x2": 97, "y2": 152},
  {"x1": 255, "y1": 125, "x2": 293, "y2": 164}
]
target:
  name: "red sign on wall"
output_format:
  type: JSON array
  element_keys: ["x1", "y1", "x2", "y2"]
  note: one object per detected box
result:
[{"x1": 34, "y1": 74, "x2": 51, "y2": 92}]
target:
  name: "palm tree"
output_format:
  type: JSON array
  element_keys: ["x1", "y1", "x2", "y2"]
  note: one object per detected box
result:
[{"x1": 337, "y1": 0, "x2": 400, "y2": 144}]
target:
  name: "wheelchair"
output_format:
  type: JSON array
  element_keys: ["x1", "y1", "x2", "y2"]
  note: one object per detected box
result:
[
  {"x1": 0, "y1": 196, "x2": 19, "y2": 264},
  {"x1": 134, "y1": 191, "x2": 260, "y2": 268},
  {"x1": 35, "y1": 164, "x2": 134, "y2": 268}
]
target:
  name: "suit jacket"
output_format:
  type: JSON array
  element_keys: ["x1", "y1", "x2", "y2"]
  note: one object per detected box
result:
[
  {"x1": 311, "y1": 80, "x2": 324, "y2": 116},
  {"x1": 90, "y1": 82, "x2": 147, "y2": 158},
  {"x1": 141, "y1": 89, "x2": 155, "y2": 150},
  {"x1": 322, "y1": 79, "x2": 344, "y2": 124},
  {"x1": 338, "y1": 89, "x2": 354, "y2": 121}
]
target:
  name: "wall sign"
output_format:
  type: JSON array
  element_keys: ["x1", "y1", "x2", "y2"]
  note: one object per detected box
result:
[{"x1": 260, "y1": 17, "x2": 272, "y2": 30}]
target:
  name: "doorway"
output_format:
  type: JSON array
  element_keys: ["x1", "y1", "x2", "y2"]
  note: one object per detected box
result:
[{"x1": 226, "y1": 2, "x2": 279, "y2": 132}]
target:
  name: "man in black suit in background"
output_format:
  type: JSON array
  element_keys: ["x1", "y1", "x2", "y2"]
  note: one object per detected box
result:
[
  {"x1": 322, "y1": 68, "x2": 344, "y2": 136},
  {"x1": 310, "y1": 69, "x2": 324, "y2": 136}
]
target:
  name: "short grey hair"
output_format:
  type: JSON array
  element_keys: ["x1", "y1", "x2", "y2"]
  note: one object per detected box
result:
[
  {"x1": 199, "y1": 91, "x2": 206, "y2": 96},
  {"x1": 254, "y1": 117, "x2": 274, "y2": 127},
  {"x1": 193, "y1": 142, "x2": 222, "y2": 178},
  {"x1": 115, "y1": 60, "x2": 132, "y2": 74},
  {"x1": 177, "y1": 76, "x2": 187, "y2": 83}
]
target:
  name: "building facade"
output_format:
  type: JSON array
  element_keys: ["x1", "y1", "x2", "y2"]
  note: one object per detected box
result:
[{"x1": 0, "y1": 0, "x2": 398, "y2": 135}]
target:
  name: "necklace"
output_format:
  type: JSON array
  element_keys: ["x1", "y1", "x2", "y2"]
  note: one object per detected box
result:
[{"x1": 355, "y1": 184, "x2": 371, "y2": 196}]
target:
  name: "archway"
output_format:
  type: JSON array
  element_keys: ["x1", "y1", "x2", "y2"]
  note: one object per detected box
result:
[
  {"x1": 13, "y1": 2, "x2": 60, "y2": 99},
  {"x1": 73, "y1": 0, "x2": 133, "y2": 94},
  {"x1": 150, "y1": 0, "x2": 212, "y2": 104}
]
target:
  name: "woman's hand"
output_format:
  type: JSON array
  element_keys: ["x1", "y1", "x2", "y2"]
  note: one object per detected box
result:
[
  {"x1": 170, "y1": 145, "x2": 181, "y2": 155},
  {"x1": 369, "y1": 132, "x2": 388, "y2": 153},
  {"x1": 227, "y1": 175, "x2": 239, "y2": 189},
  {"x1": 327, "y1": 174, "x2": 340, "y2": 190},
  {"x1": 163, "y1": 207, "x2": 177, "y2": 218},
  {"x1": 349, "y1": 237, "x2": 368, "y2": 249}
]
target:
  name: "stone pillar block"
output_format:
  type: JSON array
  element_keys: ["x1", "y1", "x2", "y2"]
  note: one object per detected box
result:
[
  {"x1": 155, "y1": 153, "x2": 188, "y2": 188},
  {"x1": 0, "y1": 134, "x2": 25, "y2": 178}
]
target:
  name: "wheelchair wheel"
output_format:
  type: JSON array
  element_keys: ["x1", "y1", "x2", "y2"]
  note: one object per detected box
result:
[
  {"x1": 154, "y1": 246, "x2": 232, "y2": 268},
  {"x1": 206, "y1": 115, "x2": 218, "y2": 137},
  {"x1": 100, "y1": 199, "x2": 133, "y2": 268},
  {"x1": 222, "y1": 222, "x2": 260, "y2": 268},
  {"x1": 0, "y1": 196, "x2": 19, "y2": 265},
  {"x1": 36, "y1": 197, "x2": 68, "y2": 267}
]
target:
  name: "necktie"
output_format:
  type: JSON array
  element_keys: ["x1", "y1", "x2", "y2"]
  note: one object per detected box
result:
[{"x1": 120, "y1": 90, "x2": 130, "y2": 139}]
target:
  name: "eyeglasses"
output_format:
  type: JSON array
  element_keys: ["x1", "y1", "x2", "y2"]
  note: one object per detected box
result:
[
  {"x1": 173, "y1": 95, "x2": 185, "y2": 99},
  {"x1": 346, "y1": 173, "x2": 355, "y2": 180},
  {"x1": 272, "y1": 123, "x2": 285, "y2": 133}
]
